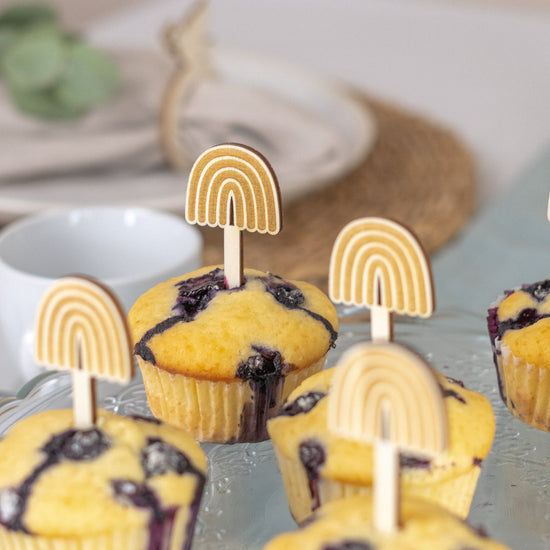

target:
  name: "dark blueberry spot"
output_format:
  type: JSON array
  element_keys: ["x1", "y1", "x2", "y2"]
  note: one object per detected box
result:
[
  {"x1": 261, "y1": 274, "x2": 305, "y2": 309},
  {"x1": 135, "y1": 268, "x2": 229, "y2": 365},
  {"x1": 299, "y1": 440, "x2": 325, "y2": 510},
  {"x1": 236, "y1": 346, "x2": 284, "y2": 381},
  {"x1": 473, "y1": 457, "x2": 483, "y2": 467},
  {"x1": 299, "y1": 440, "x2": 326, "y2": 476},
  {"x1": 323, "y1": 542, "x2": 374, "y2": 550},
  {"x1": 43, "y1": 428, "x2": 110, "y2": 461},
  {"x1": 112, "y1": 480, "x2": 164, "y2": 522},
  {"x1": 446, "y1": 376, "x2": 464, "y2": 388},
  {"x1": 441, "y1": 385, "x2": 466, "y2": 404},
  {"x1": 306, "y1": 310, "x2": 338, "y2": 348},
  {"x1": 278, "y1": 391, "x2": 326, "y2": 417},
  {"x1": 129, "y1": 414, "x2": 162, "y2": 425},
  {"x1": 0, "y1": 429, "x2": 110, "y2": 533},
  {"x1": 238, "y1": 377, "x2": 285, "y2": 442},
  {"x1": 173, "y1": 267, "x2": 227, "y2": 320},
  {"x1": 236, "y1": 346, "x2": 287, "y2": 442},
  {"x1": 0, "y1": 487, "x2": 23, "y2": 530},
  {"x1": 496, "y1": 307, "x2": 545, "y2": 338},
  {"x1": 523, "y1": 279, "x2": 550, "y2": 301},
  {"x1": 141, "y1": 438, "x2": 193, "y2": 478},
  {"x1": 400, "y1": 453, "x2": 431, "y2": 470},
  {"x1": 112, "y1": 475, "x2": 206, "y2": 550},
  {"x1": 260, "y1": 273, "x2": 338, "y2": 346},
  {"x1": 135, "y1": 316, "x2": 186, "y2": 364}
]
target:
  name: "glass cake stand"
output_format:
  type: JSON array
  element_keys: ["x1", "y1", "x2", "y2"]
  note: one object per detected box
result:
[{"x1": 0, "y1": 307, "x2": 548, "y2": 549}]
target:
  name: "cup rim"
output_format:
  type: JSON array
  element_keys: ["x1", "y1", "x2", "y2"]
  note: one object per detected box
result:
[{"x1": 0, "y1": 206, "x2": 203, "y2": 287}]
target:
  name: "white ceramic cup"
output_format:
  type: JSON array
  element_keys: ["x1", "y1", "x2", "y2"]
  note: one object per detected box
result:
[{"x1": 0, "y1": 206, "x2": 202, "y2": 391}]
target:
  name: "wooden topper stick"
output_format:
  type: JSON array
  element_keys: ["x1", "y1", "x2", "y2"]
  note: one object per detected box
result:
[
  {"x1": 34, "y1": 276, "x2": 134, "y2": 428},
  {"x1": 329, "y1": 217, "x2": 434, "y2": 342},
  {"x1": 327, "y1": 342, "x2": 448, "y2": 533},
  {"x1": 186, "y1": 143, "x2": 282, "y2": 288}
]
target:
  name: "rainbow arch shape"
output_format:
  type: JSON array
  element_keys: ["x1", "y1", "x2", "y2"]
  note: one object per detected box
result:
[
  {"x1": 186, "y1": 143, "x2": 282, "y2": 234},
  {"x1": 329, "y1": 217, "x2": 434, "y2": 317},
  {"x1": 34, "y1": 276, "x2": 134, "y2": 383},
  {"x1": 328, "y1": 342, "x2": 448, "y2": 456}
]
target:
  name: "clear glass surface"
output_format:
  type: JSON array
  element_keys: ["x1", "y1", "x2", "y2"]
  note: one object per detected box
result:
[{"x1": 0, "y1": 307, "x2": 548, "y2": 549}]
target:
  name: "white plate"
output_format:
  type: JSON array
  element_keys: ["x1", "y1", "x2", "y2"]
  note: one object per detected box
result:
[
  {"x1": 0, "y1": 47, "x2": 377, "y2": 225},
  {"x1": 1, "y1": 308, "x2": 548, "y2": 549}
]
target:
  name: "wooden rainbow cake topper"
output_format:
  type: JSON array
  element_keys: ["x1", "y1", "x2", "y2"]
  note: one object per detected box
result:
[
  {"x1": 34, "y1": 275, "x2": 134, "y2": 428},
  {"x1": 186, "y1": 143, "x2": 282, "y2": 288},
  {"x1": 327, "y1": 342, "x2": 448, "y2": 533},
  {"x1": 329, "y1": 217, "x2": 434, "y2": 341}
]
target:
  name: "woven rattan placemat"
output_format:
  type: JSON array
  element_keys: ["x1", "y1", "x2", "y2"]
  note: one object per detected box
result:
[{"x1": 200, "y1": 92, "x2": 477, "y2": 292}]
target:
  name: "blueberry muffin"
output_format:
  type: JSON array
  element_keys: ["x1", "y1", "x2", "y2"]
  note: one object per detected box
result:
[
  {"x1": 264, "y1": 493, "x2": 511, "y2": 550},
  {"x1": 128, "y1": 265, "x2": 338, "y2": 443},
  {"x1": 0, "y1": 409, "x2": 206, "y2": 550},
  {"x1": 268, "y1": 367, "x2": 495, "y2": 523},
  {"x1": 488, "y1": 279, "x2": 550, "y2": 431}
]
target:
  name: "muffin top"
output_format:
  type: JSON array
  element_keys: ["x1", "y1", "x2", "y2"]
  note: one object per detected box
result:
[
  {"x1": 0, "y1": 409, "x2": 206, "y2": 538},
  {"x1": 264, "y1": 493, "x2": 510, "y2": 550},
  {"x1": 128, "y1": 266, "x2": 338, "y2": 381},
  {"x1": 488, "y1": 280, "x2": 550, "y2": 369},
  {"x1": 268, "y1": 366, "x2": 495, "y2": 486}
]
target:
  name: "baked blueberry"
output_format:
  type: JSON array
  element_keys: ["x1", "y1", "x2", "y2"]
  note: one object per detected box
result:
[
  {"x1": 400, "y1": 453, "x2": 432, "y2": 470},
  {"x1": 299, "y1": 440, "x2": 325, "y2": 511},
  {"x1": 141, "y1": 438, "x2": 193, "y2": 478},
  {"x1": 44, "y1": 428, "x2": 110, "y2": 461},
  {"x1": 278, "y1": 391, "x2": 326, "y2": 417},
  {"x1": 0, "y1": 487, "x2": 23, "y2": 530},
  {"x1": 111, "y1": 480, "x2": 168, "y2": 526},
  {"x1": 173, "y1": 267, "x2": 227, "y2": 320},
  {"x1": 236, "y1": 346, "x2": 284, "y2": 381},
  {"x1": 261, "y1": 274, "x2": 305, "y2": 309}
]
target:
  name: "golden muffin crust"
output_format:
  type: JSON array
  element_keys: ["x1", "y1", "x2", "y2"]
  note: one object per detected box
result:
[
  {"x1": 264, "y1": 493, "x2": 511, "y2": 550},
  {"x1": 0, "y1": 409, "x2": 206, "y2": 540},
  {"x1": 128, "y1": 266, "x2": 338, "y2": 380},
  {"x1": 495, "y1": 287, "x2": 550, "y2": 370}
]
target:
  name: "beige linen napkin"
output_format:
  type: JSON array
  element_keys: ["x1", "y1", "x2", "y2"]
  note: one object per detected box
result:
[{"x1": 0, "y1": 49, "x2": 170, "y2": 182}]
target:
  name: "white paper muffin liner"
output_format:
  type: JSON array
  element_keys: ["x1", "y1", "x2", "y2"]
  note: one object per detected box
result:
[
  {"x1": 0, "y1": 505, "x2": 196, "y2": 550},
  {"x1": 0, "y1": 506, "x2": 193, "y2": 550},
  {"x1": 274, "y1": 447, "x2": 481, "y2": 523},
  {"x1": 498, "y1": 343, "x2": 550, "y2": 432},
  {"x1": 139, "y1": 357, "x2": 326, "y2": 443}
]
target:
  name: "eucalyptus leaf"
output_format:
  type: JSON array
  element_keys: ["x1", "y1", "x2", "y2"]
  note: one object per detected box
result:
[
  {"x1": 0, "y1": 3, "x2": 57, "y2": 29},
  {"x1": 9, "y1": 86, "x2": 85, "y2": 120},
  {"x1": 1, "y1": 24, "x2": 66, "y2": 91},
  {"x1": 0, "y1": 27, "x2": 17, "y2": 62},
  {"x1": 56, "y1": 43, "x2": 119, "y2": 109}
]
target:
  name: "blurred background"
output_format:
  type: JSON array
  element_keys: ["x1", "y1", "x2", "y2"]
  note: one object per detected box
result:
[
  {"x1": 1, "y1": 0, "x2": 550, "y2": 292},
  {"x1": 1, "y1": 0, "x2": 549, "y2": 308}
]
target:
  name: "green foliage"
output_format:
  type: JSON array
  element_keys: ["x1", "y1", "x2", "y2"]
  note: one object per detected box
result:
[{"x1": 0, "y1": 2, "x2": 119, "y2": 120}]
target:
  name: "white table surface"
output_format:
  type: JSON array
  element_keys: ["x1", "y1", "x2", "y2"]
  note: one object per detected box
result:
[{"x1": 89, "y1": 0, "x2": 550, "y2": 205}]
